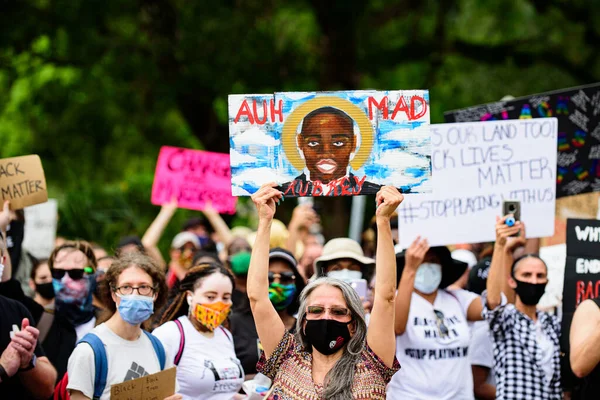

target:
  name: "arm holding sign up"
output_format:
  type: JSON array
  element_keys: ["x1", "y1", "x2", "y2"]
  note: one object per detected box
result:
[
  {"x1": 367, "y1": 187, "x2": 403, "y2": 367},
  {"x1": 486, "y1": 216, "x2": 523, "y2": 309},
  {"x1": 142, "y1": 198, "x2": 179, "y2": 270},
  {"x1": 394, "y1": 236, "x2": 429, "y2": 335},
  {"x1": 247, "y1": 183, "x2": 286, "y2": 358}
]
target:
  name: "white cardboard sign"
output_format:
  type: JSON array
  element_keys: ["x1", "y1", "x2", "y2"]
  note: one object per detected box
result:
[
  {"x1": 23, "y1": 199, "x2": 58, "y2": 259},
  {"x1": 398, "y1": 119, "x2": 558, "y2": 247}
]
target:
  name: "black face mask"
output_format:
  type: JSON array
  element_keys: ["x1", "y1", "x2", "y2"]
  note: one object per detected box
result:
[
  {"x1": 304, "y1": 319, "x2": 351, "y2": 355},
  {"x1": 514, "y1": 279, "x2": 547, "y2": 306},
  {"x1": 36, "y1": 282, "x2": 55, "y2": 300}
]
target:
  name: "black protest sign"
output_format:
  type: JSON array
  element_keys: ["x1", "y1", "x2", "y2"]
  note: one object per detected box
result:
[
  {"x1": 444, "y1": 83, "x2": 600, "y2": 198},
  {"x1": 561, "y1": 218, "x2": 600, "y2": 353},
  {"x1": 0, "y1": 155, "x2": 48, "y2": 209}
]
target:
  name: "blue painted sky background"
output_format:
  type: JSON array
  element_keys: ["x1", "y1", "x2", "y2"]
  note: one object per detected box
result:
[{"x1": 228, "y1": 90, "x2": 431, "y2": 195}]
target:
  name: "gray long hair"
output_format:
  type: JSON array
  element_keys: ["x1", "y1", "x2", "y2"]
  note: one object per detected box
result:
[{"x1": 294, "y1": 277, "x2": 367, "y2": 399}]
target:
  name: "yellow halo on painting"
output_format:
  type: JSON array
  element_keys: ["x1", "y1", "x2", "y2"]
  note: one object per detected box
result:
[{"x1": 281, "y1": 96, "x2": 374, "y2": 172}]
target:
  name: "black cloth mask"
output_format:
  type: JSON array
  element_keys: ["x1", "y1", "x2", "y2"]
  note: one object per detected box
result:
[
  {"x1": 36, "y1": 282, "x2": 55, "y2": 300},
  {"x1": 304, "y1": 319, "x2": 351, "y2": 356},
  {"x1": 514, "y1": 279, "x2": 547, "y2": 306}
]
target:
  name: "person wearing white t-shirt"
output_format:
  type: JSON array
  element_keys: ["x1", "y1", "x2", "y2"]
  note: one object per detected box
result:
[
  {"x1": 67, "y1": 253, "x2": 181, "y2": 400},
  {"x1": 154, "y1": 262, "x2": 244, "y2": 400},
  {"x1": 388, "y1": 237, "x2": 483, "y2": 400}
]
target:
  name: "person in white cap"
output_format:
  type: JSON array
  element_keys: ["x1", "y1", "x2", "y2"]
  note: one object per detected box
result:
[{"x1": 165, "y1": 232, "x2": 200, "y2": 289}]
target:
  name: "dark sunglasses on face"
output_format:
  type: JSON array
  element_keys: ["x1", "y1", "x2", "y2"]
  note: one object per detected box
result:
[
  {"x1": 307, "y1": 305, "x2": 350, "y2": 318},
  {"x1": 52, "y1": 268, "x2": 89, "y2": 281},
  {"x1": 433, "y1": 309, "x2": 449, "y2": 338},
  {"x1": 268, "y1": 271, "x2": 295, "y2": 284}
]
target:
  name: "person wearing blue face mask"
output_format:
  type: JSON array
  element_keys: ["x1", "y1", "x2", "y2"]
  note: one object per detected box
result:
[
  {"x1": 66, "y1": 253, "x2": 181, "y2": 400},
  {"x1": 388, "y1": 238, "x2": 484, "y2": 400}
]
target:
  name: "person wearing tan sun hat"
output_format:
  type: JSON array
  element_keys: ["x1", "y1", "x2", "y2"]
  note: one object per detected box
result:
[{"x1": 314, "y1": 238, "x2": 375, "y2": 283}]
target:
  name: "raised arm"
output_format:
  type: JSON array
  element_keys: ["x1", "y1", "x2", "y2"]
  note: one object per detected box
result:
[
  {"x1": 202, "y1": 201, "x2": 234, "y2": 247},
  {"x1": 247, "y1": 183, "x2": 285, "y2": 358},
  {"x1": 367, "y1": 186, "x2": 403, "y2": 367},
  {"x1": 486, "y1": 216, "x2": 521, "y2": 309},
  {"x1": 0, "y1": 201, "x2": 12, "y2": 282},
  {"x1": 570, "y1": 299, "x2": 600, "y2": 378},
  {"x1": 285, "y1": 204, "x2": 318, "y2": 255},
  {"x1": 501, "y1": 224, "x2": 527, "y2": 305},
  {"x1": 394, "y1": 236, "x2": 428, "y2": 335},
  {"x1": 141, "y1": 198, "x2": 178, "y2": 269}
]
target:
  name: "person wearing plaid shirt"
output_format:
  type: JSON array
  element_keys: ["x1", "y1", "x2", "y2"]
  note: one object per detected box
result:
[{"x1": 482, "y1": 216, "x2": 562, "y2": 400}]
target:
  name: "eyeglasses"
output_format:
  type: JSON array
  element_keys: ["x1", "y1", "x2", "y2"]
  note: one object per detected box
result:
[
  {"x1": 268, "y1": 272, "x2": 295, "y2": 284},
  {"x1": 52, "y1": 269, "x2": 87, "y2": 281},
  {"x1": 306, "y1": 305, "x2": 350, "y2": 318},
  {"x1": 433, "y1": 309, "x2": 449, "y2": 338},
  {"x1": 114, "y1": 285, "x2": 156, "y2": 296}
]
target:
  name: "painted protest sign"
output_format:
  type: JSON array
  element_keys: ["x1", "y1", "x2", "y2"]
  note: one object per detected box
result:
[
  {"x1": 561, "y1": 219, "x2": 600, "y2": 356},
  {"x1": 151, "y1": 146, "x2": 237, "y2": 214},
  {"x1": 0, "y1": 155, "x2": 48, "y2": 209},
  {"x1": 228, "y1": 90, "x2": 431, "y2": 197},
  {"x1": 398, "y1": 119, "x2": 558, "y2": 247},
  {"x1": 111, "y1": 367, "x2": 176, "y2": 400},
  {"x1": 444, "y1": 83, "x2": 600, "y2": 198},
  {"x1": 22, "y1": 199, "x2": 58, "y2": 259}
]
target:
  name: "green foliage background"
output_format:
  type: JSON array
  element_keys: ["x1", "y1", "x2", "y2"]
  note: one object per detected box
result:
[{"x1": 1, "y1": 0, "x2": 599, "y2": 254}]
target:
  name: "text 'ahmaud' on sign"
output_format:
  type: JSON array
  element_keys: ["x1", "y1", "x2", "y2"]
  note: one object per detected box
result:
[
  {"x1": 0, "y1": 154, "x2": 48, "y2": 210},
  {"x1": 228, "y1": 90, "x2": 432, "y2": 197},
  {"x1": 398, "y1": 118, "x2": 558, "y2": 247}
]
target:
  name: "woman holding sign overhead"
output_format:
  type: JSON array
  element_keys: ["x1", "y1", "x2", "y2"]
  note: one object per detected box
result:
[
  {"x1": 66, "y1": 253, "x2": 181, "y2": 400},
  {"x1": 388, "y1": 239, "x2": 483, "y2": 400},
  {"x1": 247, "y1": 183, "x2": 401, "y2": 400}
]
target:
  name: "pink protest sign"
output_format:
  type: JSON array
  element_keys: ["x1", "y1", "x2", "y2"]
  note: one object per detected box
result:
[{"x1": 151, "y1": 146, "x2": 237, "y2": 214}]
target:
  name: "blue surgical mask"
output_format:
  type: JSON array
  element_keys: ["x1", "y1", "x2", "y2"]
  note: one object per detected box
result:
[
  {"x1": 414, "y1": 263, "x2": 442, "y2": 294},
  {"x1": 117, "y1": 294, "x2": 154, "y2": 325}
]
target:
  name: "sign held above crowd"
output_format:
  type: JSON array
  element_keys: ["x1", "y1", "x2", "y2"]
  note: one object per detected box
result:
[
  {"x1": 151, "y1": 146, "x2": 237, "y2": 214},
  {"x1": 0, "y1": 154, "x2": 48, "y2": 209},
  {"x1": 228, "y1": 90, "x2": 432, "y2": 197},
  {"x1": 561, "y1": 218, "x2": 600, "y2": 353},
  {"x1": 444, "y1": 82, "x2": 600, "y2": 198},
  {"x1": 398, "y1": 119, "x2": 558, "y2": 247}
]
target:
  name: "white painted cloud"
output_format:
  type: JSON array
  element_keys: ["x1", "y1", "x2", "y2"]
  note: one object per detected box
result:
[
  {"x1": 369, "y1": 150, "x2": 431, "y2": 192},
  {"x1": 230, "y1": 148, "x2": 259, "y2": 166},
  {"x1": 232, "y1": 127, "x2": 280, "y2": 146},
  {"x1": 278, "y1": 92, "x2": 314, "y2": 101},
  {"x1": 231, "y1": 167, "x2": 290, "y2": 196}
]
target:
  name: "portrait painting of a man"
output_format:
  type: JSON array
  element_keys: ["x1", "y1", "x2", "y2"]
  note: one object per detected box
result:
[
  {"x1": 228, "y1": 90, "x2": 431, "y2": 197},
  {"x1": 279, "y1": 106, "x2": 381, "y2": 196}
]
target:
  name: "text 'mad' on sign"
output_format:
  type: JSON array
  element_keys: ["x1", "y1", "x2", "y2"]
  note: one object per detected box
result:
[
  {"x1": 22, "y1": 199, "x2": 58, "y2": 259},
  {"x1": 444, "y1": 82, "x2": 600, "y2": 198},
  {"x1": 151, "y1": 146, "x2": 237, "y2": 215},
  {"x1": 0, "y1": 154, "x2": 48, "y2": 210},
  {"x1": 228, "y1": 90, "x2": 432, "y2": 197},
  {"x1": 561, "y1": 218, "x2": 600, "y2": 363},
  {"x1": 111, "y1": 367, "x2": 176, "y2": 400},
  {"x1": 398, "y1": 119, "x2": 558, "y2": 247}
]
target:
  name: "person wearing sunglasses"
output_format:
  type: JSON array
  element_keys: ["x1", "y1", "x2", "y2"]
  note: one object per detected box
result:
[
  {"x1": 388, "y1": 238, "x2": 483, "y2": 400},
  {"x1": 153, "y1": 262, "x2": 245, "y2": 400},
  {"x1": 247, "y1": 184, "x2": 402, "y2": 399},
  {"x1": 30, "y1": 241, "x2": 98, "y2": 379},
  {"x1": 67, "y1": 253, "x2": 180, "y2": 400},
  {"x1": 228, "y1": 247, "x2": 305, "y2": 379}
]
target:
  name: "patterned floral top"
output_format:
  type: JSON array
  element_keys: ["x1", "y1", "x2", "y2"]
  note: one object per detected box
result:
[{"x1": 257, "y1": 332, "x2": 400, "y2": 399}]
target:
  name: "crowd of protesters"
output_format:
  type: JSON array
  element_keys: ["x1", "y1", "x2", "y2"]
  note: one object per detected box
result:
[{"x1": 0, "y1": 183, "x2": 598, "y2": 399}]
